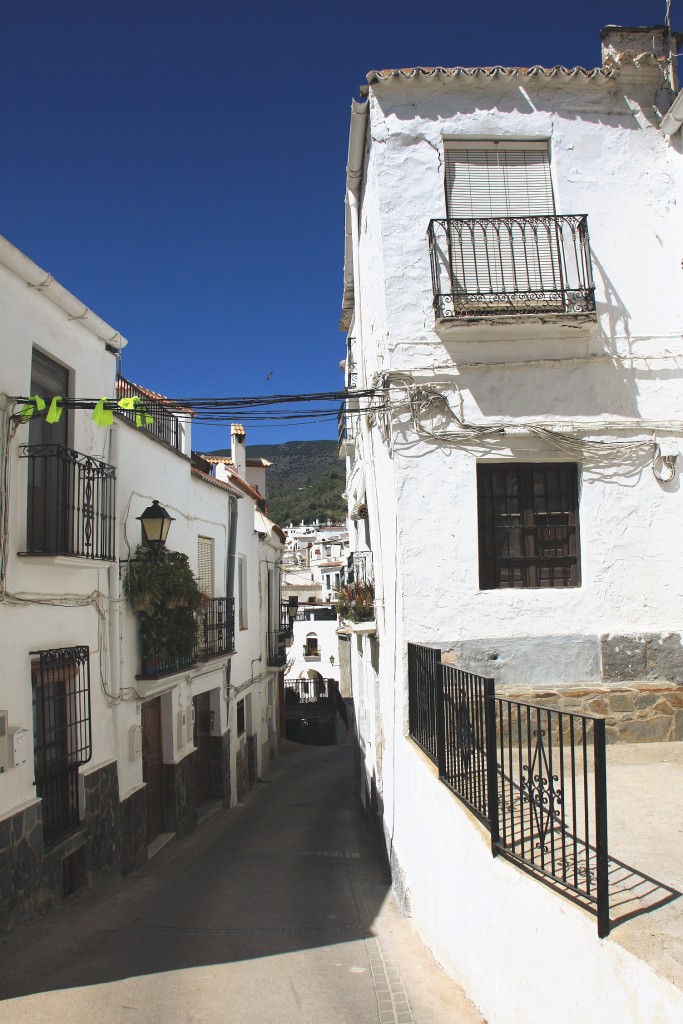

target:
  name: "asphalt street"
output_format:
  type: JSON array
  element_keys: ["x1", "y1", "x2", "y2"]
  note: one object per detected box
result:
[{"x1": 0, "y1": 739, "x2": 483, "y2": 1024}]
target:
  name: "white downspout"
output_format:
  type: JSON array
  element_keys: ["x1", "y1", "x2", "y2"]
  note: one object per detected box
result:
[
  {"x1": 108, "y1": 422, "x2": 122, "y2": 701},
  {"x1": 661, "y1": 90, "x2": 683, "y2": 135}
]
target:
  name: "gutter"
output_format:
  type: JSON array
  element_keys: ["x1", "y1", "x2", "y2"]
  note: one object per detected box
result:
[
  {"x1": 340, "y1": 99, "x2": 369, "y2": 331},
  {"x1": 661, "y1": 89, "x2": 683, "y2": 134},
  {"x1": 0, "y1": 234, "x2": 127, "y2": 350}
]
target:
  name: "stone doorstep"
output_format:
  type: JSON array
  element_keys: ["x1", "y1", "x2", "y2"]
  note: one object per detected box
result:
[{"x1": 147, "y1": 832, "x2": 175, "y2": 862}]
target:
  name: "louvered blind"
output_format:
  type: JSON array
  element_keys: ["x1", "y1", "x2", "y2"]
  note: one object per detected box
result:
[
  {"x1": 197, "y1": 537, "x2": 214, "y2": 597},
  {"x1": 445, "y1": 142, "x2": 554, "y2": 218},
  {"x1": 444, "y1": 142, "x2": 559, "y2": 300}
]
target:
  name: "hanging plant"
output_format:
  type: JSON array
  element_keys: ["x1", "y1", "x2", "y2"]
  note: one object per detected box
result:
[
  {"x1": 337, "y1": 580, "x2": 375, "y2": 623},
  {"x1": 123, "y1": 546, "x2": 204, "y2": 613}
]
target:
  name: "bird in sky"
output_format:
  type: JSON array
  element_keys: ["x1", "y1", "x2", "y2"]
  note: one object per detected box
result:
[{"x1": 266, "y1": 372, "x2": 273, "y2": 380}]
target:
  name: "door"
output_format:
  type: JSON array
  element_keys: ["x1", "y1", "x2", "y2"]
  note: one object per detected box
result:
[
  {"x1": 142, "y1": 698, "x2": 164, "y2": 842},
  {"x1": 194, "y1": 691, "x2": 213, "y2": 805}
]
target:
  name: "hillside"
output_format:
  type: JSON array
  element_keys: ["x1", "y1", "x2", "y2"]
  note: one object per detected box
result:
[{"x1": 208, "y1": 440, "x2": 347, "y2": 527}]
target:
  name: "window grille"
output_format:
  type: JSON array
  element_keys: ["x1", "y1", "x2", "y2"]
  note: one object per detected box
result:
[
  {"x1": 237, "y1": 699, "x2": 245, "y2": 736},
  {"x1": 477, "y1": 463, "x2": 581, "y2": 589},
  {"x1": 31, "y1": 646, "x2": 92, "y2": 845}
]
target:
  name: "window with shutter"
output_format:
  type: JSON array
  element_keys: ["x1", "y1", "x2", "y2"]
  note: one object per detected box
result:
[
  {"x1": 444, "y1": 141, "x2": 563, "y2": 309},
  {"x1": 197, "y1": 537, "x2": 214, "y2": 597}
]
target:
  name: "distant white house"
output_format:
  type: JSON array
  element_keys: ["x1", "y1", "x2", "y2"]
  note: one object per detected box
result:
[{"x1": 338, "y1": 24, "x2": 683, "y2": 1024}]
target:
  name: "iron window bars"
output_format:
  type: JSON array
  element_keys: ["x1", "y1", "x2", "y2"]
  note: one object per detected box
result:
[
  {"x1": 407, "y1": 644, "x2": 609, "y2": 936},
  {"x1": 31, "y1": 646, "x2": 92, "y2": 845},
  {"x1": 196, "y1": 597, "x2": 235, "y2": 660},
  {"x1": 21, "y1": 444, "x2": 116, "y2": 561},
  {"x1": 477, "y1": 462, "x2": 581, "y2": 590},
  {"x1": 428, "y1": 215, "x2": 595, "y2": 319}
]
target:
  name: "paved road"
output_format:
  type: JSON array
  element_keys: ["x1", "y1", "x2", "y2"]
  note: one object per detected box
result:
[{"x1": 0, "y1": 740, "x2": 482, "y2": 1024}]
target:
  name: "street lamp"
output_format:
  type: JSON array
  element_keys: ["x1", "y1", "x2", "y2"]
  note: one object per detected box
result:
[
  {"x1": 329, "y1": 654, "x2": 335, "y2": 666},
  {"x1": 137, "y1": 500, "x2": 174, "y2": 551}
]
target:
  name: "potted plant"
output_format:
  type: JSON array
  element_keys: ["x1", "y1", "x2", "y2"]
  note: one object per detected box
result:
[
  {"x1": 124, "y1": 546, "x2": 204, "y2": 675},
  {"x1": 122, "y1": 545, "x2": 165, "y2": 612},
  {"x1": 337, "y1": 580, "x2": 375, "y2": 623}
]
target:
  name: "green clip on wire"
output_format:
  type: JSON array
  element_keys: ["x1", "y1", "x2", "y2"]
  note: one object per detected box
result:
[
  {"x1": 18, "y1": 395, "x2": 46, "y2": 421},
  {"x1": 45, "y1": 396, "x2": 64, "y2": 424},
  {"x1": 117, "y1": 396, "x2": 154, "y2": 428},
  {"x1": 92, "y1": 398, "x2": 114, "y2": 428}
]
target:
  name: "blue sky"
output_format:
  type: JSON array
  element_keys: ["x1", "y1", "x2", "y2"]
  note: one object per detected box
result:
[{"x1": 2, "y1": 0, "x2": 671, "y2": 449}]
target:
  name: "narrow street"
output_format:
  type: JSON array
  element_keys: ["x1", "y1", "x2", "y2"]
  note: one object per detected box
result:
[{"x1": 0, "y1": 740, "x2": 482, "y2": 1024}]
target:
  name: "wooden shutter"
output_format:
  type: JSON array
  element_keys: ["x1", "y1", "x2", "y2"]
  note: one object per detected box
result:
[
  {"x1": 445, "y1": 142, "x2": 559, "y2": 301},
  {"x1": 197, "y1": 537, "x2": 214, "y2": 597}
]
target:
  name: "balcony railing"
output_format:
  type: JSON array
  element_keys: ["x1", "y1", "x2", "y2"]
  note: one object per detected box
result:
[
  {"x1": 338, "y1": 404, "x2": 358, "y2": 457},
  {"x1": 428, "y1": 215, "x2": 595, "y2": 320},
  {"x1": 346, "y1": 550, "x2": 373, "y2": 585},
  {"x1": 116, "y1": 376, "x2": 183, "y2": 451},
  {"x1": 196, "y1": 597, "x2": 235, "y2": 660},
  {"x1": 21, "y1": 445, "x2": 116, "y2": 560},
  {"x1": 268, "y1": 629, "x2": 287, "y2": 667}
]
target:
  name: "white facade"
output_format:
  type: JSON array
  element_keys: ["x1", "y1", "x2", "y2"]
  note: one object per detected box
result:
[
  {"x1": 282, "y1": 521, "x2": 348, "y2": 602},
  {"x1": 0, "y1": 236, "x2": 284, "y2": 926},
  {"x1": 340, "y1": 25, "x2": 683, "y2": 1024}
]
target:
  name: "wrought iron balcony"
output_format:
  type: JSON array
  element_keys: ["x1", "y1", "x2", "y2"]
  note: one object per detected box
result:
[
  {"x1": 345, "y1": 550, "x2": 374, "y2": 585},
  {"x1": 196, "y1": 597, "x2": 235, "y2": 660},
  {"x1": 428, "y1": 215, "x2": 595, "y2": 320},
  {"x1": 338, "y1": 403, "x2": 358, "y2": 458},
  {"x1": 21, "y1": 444, "x2": 116, "y2": 560},
  {"x1": 116, "y1": 375, "x2": 183, "y2": 451},
  {"x1": 267, "y1": 629, "x2": 287, "y2": 667}
]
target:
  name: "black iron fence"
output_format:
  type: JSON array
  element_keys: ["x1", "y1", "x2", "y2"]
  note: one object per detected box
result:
[
  {"x1": 116, "y1": 375, "x2": 183, "y2": 451},
  {"x1": 407, "y1": 643, "x2": 440, "y2": 764},
  {"x1": 428, "y1": 215, "x2": 595, "y2": 319},
  {"x1": 407, "y1": 643, "x2": 609, "y2": 936},
  {"x1": 196, "y1": 597, "x2": 235, "y2": 659},
  {"x1": 22, "y1": 444, "x2": 116, "y2": 560}
]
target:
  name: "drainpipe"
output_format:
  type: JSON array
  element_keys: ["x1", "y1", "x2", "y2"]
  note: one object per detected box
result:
[
  {"x1": 108, "y1": 422, "x2": 122, "y2": 701},
  {"x1": 661, "y1": 90, "x2": 683, "y2": 135},
  {"x1": 227, "y1": 495, "x2": 238, "y2": 599}
]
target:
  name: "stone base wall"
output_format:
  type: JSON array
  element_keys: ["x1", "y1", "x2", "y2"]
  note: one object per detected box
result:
[
  {"x1": 164, "y1": 751, "x2": 197, "y2": 836},
  {"x1": 0, "y1": 800, "x2": 46, "y2": 929},
  {"x1": 1, "y1": 763, "x2": 123, "y2": 930},
  {"x1": 498, "y1": 681, "x2": 683, "y2": 743},
  {"x1": 83, "y1": 762, "x2": 121, "y2": 888},
  {"x1": 120, "y1": 786, "x2": 147, "y2": 875}
]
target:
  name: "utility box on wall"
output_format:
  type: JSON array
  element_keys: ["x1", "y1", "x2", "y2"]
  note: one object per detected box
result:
[{"x1": 0, "y1": 711, "x2": 9, "y2": 772}]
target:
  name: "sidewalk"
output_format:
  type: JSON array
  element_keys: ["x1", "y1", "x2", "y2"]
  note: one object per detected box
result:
[{"x1": 0, "y1": 740, "x2": 483, "y2": 1024}]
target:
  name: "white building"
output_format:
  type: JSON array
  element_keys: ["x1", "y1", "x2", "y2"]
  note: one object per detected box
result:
[
  {"x1": 339, "y1": 25, "x2": 683, "y2": 1024},
  {"x1": 0, "y1": 235, "x2": 284, "y2": 927}
]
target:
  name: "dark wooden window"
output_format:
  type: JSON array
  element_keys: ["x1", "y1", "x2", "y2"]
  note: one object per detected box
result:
[
  {"x1": 237, "y1": 698, "x2": 245, "y2": 737},
  {"x1": 477, "y1": 463, "x2": 581, "y2": 589}
]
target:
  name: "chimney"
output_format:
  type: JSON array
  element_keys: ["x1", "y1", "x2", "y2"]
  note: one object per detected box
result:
[
  {"x1": 600, "y1": 24, "x2": 673, "y2": 68},
  {"x1": 231, "y1": 423, "x2": 247, "y2": 480}
]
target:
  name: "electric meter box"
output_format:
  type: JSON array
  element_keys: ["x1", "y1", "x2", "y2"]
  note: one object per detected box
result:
[{"x1": 11, "y1": 728, "x2": 28, "y2": 767}]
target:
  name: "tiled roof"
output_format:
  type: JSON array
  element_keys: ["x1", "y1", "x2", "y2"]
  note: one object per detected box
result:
[
  {"x1": 198, "y1": 453, "x2": 272, "y2": 468},
  {"x1": 364, "y1": 52, "x2": 666, "y2": 86}
]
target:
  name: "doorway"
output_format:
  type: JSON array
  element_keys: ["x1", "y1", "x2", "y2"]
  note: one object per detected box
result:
[
  {"x1": 194, "y1": 691, "x2": 213, "y2": 806},
  {"x1": 142, "y1": 698, "x2": 164, "y2": 842}
]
